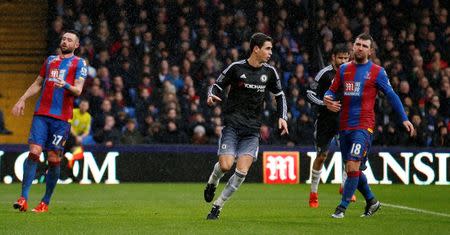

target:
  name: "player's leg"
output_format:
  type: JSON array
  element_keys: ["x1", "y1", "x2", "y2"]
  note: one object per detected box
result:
[
  {"x1": 356, "y1": 130, "x2": 380, "y2": 217},
  {"x1": 33, "y1": 118, "x2": 70, "y2": 213},
  {"x1": 309, "y1": 149, "x2": 327, "y2": 208},
  {"x1": 213, "y1": 155, "x2": 252, "y2": 208},
  {"x1": 310, "y1": 118, "x2": 338, "y2": 207},
  {"x1": 33, "y1": 150, "x2": 61, "y2": 213},
  {"x1": 332, "y1": 130, "x2": 358, "y2": 218},
  {"x1": 204, "y1": 126, "x2": 237, "y2": 203},
  {"x1": 14, "y1": 116, "x2": 47, "y2": 212},
  {"x1": 207, "y1": 155, "x2": 253, "y2": 220},
  {"x1": 207, "y1": 131, "x2": 258, "y2": 220},
  {"x1": 339, "y1": 167, "x2": 356, "y2": 202}
]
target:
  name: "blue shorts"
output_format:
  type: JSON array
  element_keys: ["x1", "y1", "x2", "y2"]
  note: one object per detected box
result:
[
  {"x1": 217, "y1": 126, "x2": 260, "y2": 160},
  {"x1": 28, "y1": 115, "x2": 70, "y2": 151},
  {"x1": 339, "y1": 129, "x2": 373, "y2": 166}
]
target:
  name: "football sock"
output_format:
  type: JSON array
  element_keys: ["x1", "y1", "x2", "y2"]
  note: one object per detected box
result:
[
  {"x1": 310, "y1": 169, "x2": 321, "y2": 193},
  {"x1": 339, "y1": 171, "x2": 360, "y2": 209},
  {"x1": 357, "y1": 171, "x2": 375, "y2": 202},
  {"x1": 207, "y1": 162, "x2": 225, "y2": 186},
  {"x1": 42, "y1": 162, "x2": 60, "y2": 205},
  {"x1": 21, "y1": 153, "x2": 40, "y2": 200},
  {"x1": 213, "y1": 169, "x2": 246, "y2": 207}
]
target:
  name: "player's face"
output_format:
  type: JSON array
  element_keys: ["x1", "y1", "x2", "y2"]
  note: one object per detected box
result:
[
  {"x1": 352, "y1": 38, "x2": 372, "y2": 63},
  {"x1": 332, "y1": 52, "x2": 350, "y2": 67},
  {"x1": 60, "y1": 33, "x2": 79, "y2": 54},
  {"x1": 256, "y1": 41, "x2": 273, "y2": 63}
]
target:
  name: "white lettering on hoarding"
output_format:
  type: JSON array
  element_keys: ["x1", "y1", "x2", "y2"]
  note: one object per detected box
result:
[
  {"x1": 266, "y1": 155, "x2": 297, "y2": 181},
  {"x1": 80, "y1": 152, "x2": 119, "y2": 184},
  {"x1": 413, "y1": 152, "x2": 435, "y2": 185},
  {"x1": 379, "y1": 152, "x2": 413, "y2": 184},
  {"x1": 435, "y1": 153, "x2": 450, "y2": 185}
]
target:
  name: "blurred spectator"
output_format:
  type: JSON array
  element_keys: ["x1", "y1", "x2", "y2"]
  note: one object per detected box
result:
[
  {"x1": 0, "y1": 109, "x2": 12, "y2": 135},
  {"x1": 121, "y1": 118, "x2": 143, "y2": 145},
  {"x1": 94, "y1": 115, "x2": 121, "y2": 147}
]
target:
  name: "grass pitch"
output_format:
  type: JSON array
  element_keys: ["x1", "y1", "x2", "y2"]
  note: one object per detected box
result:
[{"x1": 0, "y1": 183, "x2": 449, "y2": 234}]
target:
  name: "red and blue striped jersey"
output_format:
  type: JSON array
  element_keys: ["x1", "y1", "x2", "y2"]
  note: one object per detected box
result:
[
  {"x1": 325, "y1": 60, "x2": 407, "y2": 131},
  {"x1": 34, "y1": 55, "x2": 87, "y2": 121}
]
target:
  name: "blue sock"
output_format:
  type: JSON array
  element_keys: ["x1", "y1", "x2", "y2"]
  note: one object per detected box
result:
[
  {"x1": 42, "y1": 164, "x2": 60, "y2": 205},
  {"x1": 357, "y1": 171, "x2": 375, "y2": 202},
  {"x1": 21, "y1": 155, "x2": 39, "y2": 200},
  {"x1": 339, "y1": 171, "x2": 360, "y2": 209}
]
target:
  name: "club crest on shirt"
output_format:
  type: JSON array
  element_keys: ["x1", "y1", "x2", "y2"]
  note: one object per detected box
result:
[{"x1": 260, "y1": 74, "x2": 267, "y2": 83}]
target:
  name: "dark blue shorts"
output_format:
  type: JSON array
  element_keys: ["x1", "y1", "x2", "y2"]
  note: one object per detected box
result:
[
  {"x1": 339, "y1": 129, "x2": 373, "y2": 165},
  {"x1": 28, "y1": 115, "x2": 70, "y2": 151}
]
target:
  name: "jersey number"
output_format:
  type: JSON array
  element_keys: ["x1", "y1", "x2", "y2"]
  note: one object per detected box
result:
[
  {"x1": 52, "y1": 135, "x2": 63, "y2": 146},
  {"x1": 350, "y1": 143, "x2": 362, "y2": 155}
]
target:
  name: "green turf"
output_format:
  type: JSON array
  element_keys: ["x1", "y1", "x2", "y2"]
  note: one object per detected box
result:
[{"x1": 0, "y1": 183, "x2": 449, "y2": 235}]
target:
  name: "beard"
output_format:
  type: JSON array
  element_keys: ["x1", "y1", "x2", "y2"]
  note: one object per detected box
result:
[
  {"x1": 60, "y1": 45, "x2": 73, "y2": 55},
  {"x1": 354, "y1": 53, "x2": 366, "y2": 63}
]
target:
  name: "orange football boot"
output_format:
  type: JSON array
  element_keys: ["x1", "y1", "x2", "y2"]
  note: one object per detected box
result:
[
  {"x1": 13, "y1": 197, "x2": 28, "y2": 212},
  {"x1": 309, "y1": 192, "x2": 319, "y2": 208},
  {"x1": 32, "y1": 201, "x2": 49, "y2": 213}
]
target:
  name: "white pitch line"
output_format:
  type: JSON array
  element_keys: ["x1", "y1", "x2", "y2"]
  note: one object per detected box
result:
[{"x1": 383, "y1": 203, "x2": 450, "y2": 218}]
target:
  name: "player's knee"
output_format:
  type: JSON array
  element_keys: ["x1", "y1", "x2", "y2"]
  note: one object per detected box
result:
[
  {"x1": 27, "y1": 153, "x2": 40, "y2": 162},
  {"x1": 345, "y1": 160, "x2": 360, "y2": 172},
  {"x1": 219, "y1": 162, "x2": 232, "y2": 172},
  {"x1": 29, "y1": 144, "x2": 42, "y2": 158},
  {"x1": 47, "y1": 151, "x2": 61, "y2": 166}
]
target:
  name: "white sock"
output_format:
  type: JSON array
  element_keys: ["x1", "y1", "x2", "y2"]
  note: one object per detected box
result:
[
  {"x1": 310, "y1": 169, "x2": 322, "y2": 193},
  {"x1": 207, "y1": 162, "x2": 224, "y2": 186},
  {"x1": 213, "y1": 169, "x2": 246, "y2": 207}
]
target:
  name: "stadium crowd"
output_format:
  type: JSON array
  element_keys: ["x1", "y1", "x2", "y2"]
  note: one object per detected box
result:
[{"x1": 47, "y1": 0, "x2": 449, "y2": 147}]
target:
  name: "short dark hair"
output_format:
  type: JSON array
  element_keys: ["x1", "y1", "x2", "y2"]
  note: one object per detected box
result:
[
  {"x1": 249, "y1": 32, "x2": 272, "y2": 52},
  {"x1": 332, "y1": 43, "x2": 350, "y2": 55},
  {"x1": 355, "y1": 33, "x2": 375, "y2": 48},
  {"x1": 64, "y1": 30, "x2": 80, "y2": 41}
]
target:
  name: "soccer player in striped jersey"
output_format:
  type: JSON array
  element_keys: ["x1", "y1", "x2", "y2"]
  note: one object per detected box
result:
[
  {"x1": 204, "y1": 33, "x2": 288, "y2": 220},
  {"x1": 12, "y1": 30, "x2": 87, "y2": 213},
  {"x1": 306, "y1": 44, "x2": 353, "y2": 208},
  {"x1": 324, "y1": 33, "x2": 414, "y2": 218}
]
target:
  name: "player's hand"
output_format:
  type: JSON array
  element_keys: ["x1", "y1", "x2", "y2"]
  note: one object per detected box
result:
[
  {"x1": 324, "y1": 95, "x2": 341, "y2": 112},
  {"x1": 12, "y1": 99, "x2": 25, "y2": 116},
  {"x1": 278, "y1": 118, "x2": 289, "y2": 136},
  {"x1": 403, "y1": 120, "x2": 415, "y2": 137},
  {"x1": 54, "y1": 78, "x2": 66, "y2": 88},
  {"x1": 207, "y1": 95, "x2": 222, "y2": 106}
]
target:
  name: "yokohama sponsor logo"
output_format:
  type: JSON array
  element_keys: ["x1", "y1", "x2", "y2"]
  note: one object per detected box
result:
[{"x1": 244, "y1": 83, "x2": 266, "y2": 92}]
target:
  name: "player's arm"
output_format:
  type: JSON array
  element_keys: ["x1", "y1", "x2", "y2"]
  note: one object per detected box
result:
[
  {"x1": 268, "y1": 67, "x2": 289, "y2": 135},
  {"x1": 376, "y1": 68, "x2": 414, "y2": 136},
  {"x1": 324, "y1": 68, "x2": 342, "y2": 112},
  {"x1": 306, "y1": 69, "x2": 327, "y2": 106},
  {"x1": 207, "y1": 63, "x2": 233, "y2": 106},
  {"x1": 12, "y1": 58, "x2": 49, "y2": 116},
  {"x1": 12, "y1": 75, "x2": 44, "y2": 116},
  {"x1": 54, "y1": 59, "x2": 87, "y2": 96}
]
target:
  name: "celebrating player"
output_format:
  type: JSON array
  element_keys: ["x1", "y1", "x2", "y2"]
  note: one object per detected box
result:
[
  {"x1": 324, "y1": 33, "x2": 414, "y2": 218},
  {"x1": 306, "y1": 44, "x2": 353, "y2": 208},
  {"x1": 12, "y1": 30, "x2": 87, "y2": 213},
  {"x1": 203, "y1": 32, "x2": 289, "y2": 220}
]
